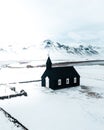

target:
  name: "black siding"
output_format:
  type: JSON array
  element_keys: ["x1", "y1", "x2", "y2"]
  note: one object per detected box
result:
[{"x1": 41, "y1": 66, "x2": 80, "y2": 90}]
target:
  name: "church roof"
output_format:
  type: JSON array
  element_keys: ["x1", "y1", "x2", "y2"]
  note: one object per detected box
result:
[{"x1": 42, "y1": 66, "x2": 80, "y2": 79}]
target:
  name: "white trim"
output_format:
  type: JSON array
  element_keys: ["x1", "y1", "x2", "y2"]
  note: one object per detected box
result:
[{"x1": 58, "y1": 79, "x2": 61, "y2": 86}]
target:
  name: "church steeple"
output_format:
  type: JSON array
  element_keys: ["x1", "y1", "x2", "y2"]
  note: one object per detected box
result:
[{"x1": 46, "y1": 56, "x2": 52, "y2": 70}]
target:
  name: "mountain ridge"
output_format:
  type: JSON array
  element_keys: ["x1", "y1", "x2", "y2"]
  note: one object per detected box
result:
[{"x1": 42, "y1": 39, "x2": 100, "y2": 56}]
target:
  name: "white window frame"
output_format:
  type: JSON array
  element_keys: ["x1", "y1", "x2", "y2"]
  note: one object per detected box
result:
[
  {"x1": 74, "y1": 77, "x2": 77, "y2": 83},
  {"x1": 66, "y1": 78, "x2": 69, "y2": 84},
  {"x1": 58, "y1": 79, "x2": 61, "y2": 86}
]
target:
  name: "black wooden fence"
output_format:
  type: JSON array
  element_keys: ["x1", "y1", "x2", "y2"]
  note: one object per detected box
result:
[{"x1": 0, "y1": 107, "x2": 28, "y2": 130}]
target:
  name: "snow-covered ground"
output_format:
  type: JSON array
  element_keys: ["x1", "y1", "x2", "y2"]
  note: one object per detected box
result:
[
  {"x1": 0, "y1": 108, "x2": 23, "y2": 130},
  {"x1": 0, "y1": 41, "x2": 104, "y2": 129},
  {"x1": 0, "y1": 61, "x2": 104, "y2": 130}
]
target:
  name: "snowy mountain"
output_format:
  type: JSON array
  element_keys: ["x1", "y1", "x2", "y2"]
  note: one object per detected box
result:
[
  {"x1": 0, "y1": 40, "x2": 104, "y2": 62},
  {"x1": 42, "y1": 39, "x2": 100, "y2": 56}
]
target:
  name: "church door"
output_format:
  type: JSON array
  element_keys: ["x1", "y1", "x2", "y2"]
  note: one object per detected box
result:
[{"x1": 45, "y1": 77, "x2": 49, "y2": 88}]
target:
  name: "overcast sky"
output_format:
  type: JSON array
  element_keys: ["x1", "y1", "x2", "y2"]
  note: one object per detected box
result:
[{"x1": 0, "y1": 0, "x2": 104, "y2": 46}]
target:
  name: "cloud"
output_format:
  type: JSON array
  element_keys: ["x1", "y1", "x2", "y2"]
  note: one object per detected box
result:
[
  {"x1": 31, "y1": 0, "x2": 104, "y2": 43},
  {"x1": 0, "y1": 0, "x2": 104, "y2": 45}
]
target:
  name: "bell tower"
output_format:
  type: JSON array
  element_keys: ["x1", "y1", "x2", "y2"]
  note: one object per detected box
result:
[{"x1": 46, "y1": 56, "x2": 52, "y2": 70}]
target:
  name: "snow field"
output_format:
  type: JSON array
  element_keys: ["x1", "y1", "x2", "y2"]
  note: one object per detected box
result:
[{"x1": 0, "y1": 64, "x2": 104, "y2": 129}]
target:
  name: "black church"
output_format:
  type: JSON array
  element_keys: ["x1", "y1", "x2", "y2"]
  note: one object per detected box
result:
[{"x1": 41, "y1": 57, "x2": 80, "y2": 90}]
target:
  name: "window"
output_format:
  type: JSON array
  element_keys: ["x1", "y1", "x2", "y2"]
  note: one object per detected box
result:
[
  {"x1": 66, "y1": 78, "x2": 69, "y2": 84},
  {"x1": 58, "y1": 79, "x2": 61, "y2": 86},
  {"x1": 74, "y1": 77, "x2": 77, "y2": 83}
]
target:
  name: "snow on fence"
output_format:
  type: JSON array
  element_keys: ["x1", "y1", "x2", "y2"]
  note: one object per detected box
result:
[
  {"x1": 0, "y1": 90, "x2": 27, "y2": 100},
  {"x1": 0, "y1": 79, "x2": 41, "y2": 100},
  {"x1": 0, "y1": 107, "x2": 28, "y2": 130}
]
